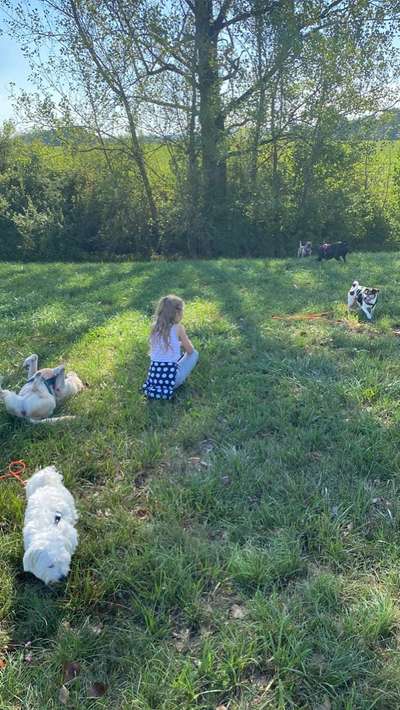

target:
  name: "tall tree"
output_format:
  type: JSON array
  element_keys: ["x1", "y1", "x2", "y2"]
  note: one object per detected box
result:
[{"x1": 1, "y1": 0, "x2": 399, "y2": 254}]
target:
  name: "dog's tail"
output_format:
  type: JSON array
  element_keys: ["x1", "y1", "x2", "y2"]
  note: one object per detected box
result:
[
  {"x1": 0, "y1": 378, "x2": 12, "y2": 400},
  {"x1": 27, "y1": 416, "x2": 76, "y2": 425}
]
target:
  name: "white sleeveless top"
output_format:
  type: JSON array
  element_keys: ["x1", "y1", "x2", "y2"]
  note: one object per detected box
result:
[{"x1": 150, "y1": 324, "x2": 181, "y2": 363}]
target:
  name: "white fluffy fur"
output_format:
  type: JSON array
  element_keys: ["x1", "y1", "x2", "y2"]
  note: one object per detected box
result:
[
  {"x1": 23, "y1": 466, "x2": 78, "y2": 584},
  {"x1": 0, "y1": 354, "x2": 84, "y2": 423}
]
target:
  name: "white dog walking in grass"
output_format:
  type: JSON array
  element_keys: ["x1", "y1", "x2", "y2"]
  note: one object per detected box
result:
[{"x1": 23, "y1": 466, "x2": 78, "y2": 584}]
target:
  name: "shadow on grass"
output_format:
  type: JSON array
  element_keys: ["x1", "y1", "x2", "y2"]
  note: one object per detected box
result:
[{"x1": 3, "y1": 257, "x2": 400, "y2": 708}]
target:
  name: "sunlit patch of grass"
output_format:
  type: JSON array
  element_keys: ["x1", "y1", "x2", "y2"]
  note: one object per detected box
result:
[{"x1": 345, "y1": 587, "x2": 399, "y2": 643}]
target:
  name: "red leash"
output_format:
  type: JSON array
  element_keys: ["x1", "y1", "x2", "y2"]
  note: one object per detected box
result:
[
  {"x1": 0, "y1": 460, "x2": 27, "y2": 487},
  {"x1": 272, "y1": 312, "x2": 331, "y2": 321}
]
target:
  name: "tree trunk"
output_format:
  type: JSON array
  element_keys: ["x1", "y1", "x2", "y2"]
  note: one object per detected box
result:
[
  {"x1": 121, "y1": 95, "x2": 160, "y2": 251},
  {"x1": 68, "y1": 0, "x2": 160, "y2": 252},
  {"x1": 187, "y1": 68, "x2": 201, "y2": 256},
  {"x1": 292, "y1": 78, "x2": 330, "y2": 247},
  {"x1": 194, "y1": 0, "x2": 226, "y2": 254},
  {"x1": 294, "y1": 116, "x2": 323, "y2": 244},
  {"x1": 249, "y1": 4, "x2": 267, "y2": 189},
  {"x1": 270, "y1": 82, "x2": 283, "y2": 256}
]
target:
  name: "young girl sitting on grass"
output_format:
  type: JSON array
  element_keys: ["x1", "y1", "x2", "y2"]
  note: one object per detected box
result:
[{"x1": 143, "y1": 295, "x2": 199, "y2": 400}]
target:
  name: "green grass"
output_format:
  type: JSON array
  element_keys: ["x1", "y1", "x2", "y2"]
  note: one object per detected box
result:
[{"x1": 2, "y1": 254, "x2": 400, "y2": 708}]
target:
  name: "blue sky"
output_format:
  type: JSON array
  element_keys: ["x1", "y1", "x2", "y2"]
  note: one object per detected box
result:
[
  {"x1": 0, "y1": 0, "x2": 43, "y2": 125},
  {"x1": 0, "y1": 33, "x2": 31, "y2": 124}
]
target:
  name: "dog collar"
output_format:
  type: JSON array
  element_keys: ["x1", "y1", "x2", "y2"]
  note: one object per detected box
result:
[{"x1": 27, "y1": 374, "x2": 57, "y2": 395}]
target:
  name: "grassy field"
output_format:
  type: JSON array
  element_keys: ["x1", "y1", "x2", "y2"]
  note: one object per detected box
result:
[{"x1": 1, "y1": 255, "x2": 400, "y2": 708}]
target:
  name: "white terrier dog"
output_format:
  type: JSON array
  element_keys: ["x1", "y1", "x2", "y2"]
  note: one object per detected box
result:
[
  {"x1": 0, "y1": 354, "x2": 84, "y2": 423},
  {"x1": 23, "y1": 466, "x2": 78, "y2": 584}
]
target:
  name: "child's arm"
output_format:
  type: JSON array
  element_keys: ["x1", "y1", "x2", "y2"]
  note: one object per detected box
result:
[{"x1": 177, "y1": 324, "x2": 195, "y2": 355}]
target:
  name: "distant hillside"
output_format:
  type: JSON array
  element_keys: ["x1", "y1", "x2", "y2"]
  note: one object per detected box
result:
[
  {"x1": 18, "y1": 128, "x2": 177, "y2": 146},
  {"x1": 338, "y1": 110, "x2": 400, "y2": 140},
  {"x1": 17, "y1": 112, "x2": 400, "y2": 149},
  {"x1": 19, "y1": 127, "x2": 101, "y2": 146}
]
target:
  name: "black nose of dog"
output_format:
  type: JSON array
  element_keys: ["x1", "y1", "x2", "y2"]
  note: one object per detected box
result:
[{"x1": 58, "y1": 574, "x2": 67, "y2": 582}]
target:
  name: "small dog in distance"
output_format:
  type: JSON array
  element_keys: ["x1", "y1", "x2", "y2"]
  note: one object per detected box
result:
[
  {"x1": 318, "y1": 241, "x2": 348, "y2": 262},
  {"x1": 298, "y1": 241, "x2": 312, "y2": 257}
]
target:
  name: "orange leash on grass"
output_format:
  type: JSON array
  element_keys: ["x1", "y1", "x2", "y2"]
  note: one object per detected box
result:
[
  {"x1": 0, "y1": 460, "x2": 27, "y2": 487},
  {"x1": 272, "y1": 312, "x2": 332, "y2": 321}
]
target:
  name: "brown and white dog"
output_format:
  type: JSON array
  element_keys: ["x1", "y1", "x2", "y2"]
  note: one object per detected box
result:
[{"x1": 0, "y1": 354, "x2": 84, "y2": 423}]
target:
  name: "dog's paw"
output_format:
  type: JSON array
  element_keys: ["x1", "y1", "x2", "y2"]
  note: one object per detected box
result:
[{"x1": 23, "y1": 354, "x2": 38, "y2": 369}]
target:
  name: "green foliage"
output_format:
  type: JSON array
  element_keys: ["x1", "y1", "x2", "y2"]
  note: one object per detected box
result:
[{"x1": 1, "y1": 122, "x2": 400, "y2": 259}]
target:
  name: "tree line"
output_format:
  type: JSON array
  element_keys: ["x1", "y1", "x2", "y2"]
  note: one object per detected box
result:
[{"x1": 0, "y1": 0, "x2": 400, "y2": 259}]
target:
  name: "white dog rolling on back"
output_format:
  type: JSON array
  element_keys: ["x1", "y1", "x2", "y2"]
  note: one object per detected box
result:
[
  {"x1": 0, "y1": 372, "x2": 57, "y2": 422},
  {"x1": 23, "y1": 354, "x2": 84, "y2": 404},
  {"x1": 347, "y1": 280, "x2": 379, "y2": 321},
  {"x1": 0, "y1": 354, "x2": 84, "y2": 423},
  {"x1": 23, "y1": 466, "x2": 78, "y2": 584}
]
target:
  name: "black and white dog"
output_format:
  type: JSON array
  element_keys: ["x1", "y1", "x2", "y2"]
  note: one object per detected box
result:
[
  {"x1": 347, "y1": 280, "x2": 379, "y2": 320},
  {"x1": 318, "y1": 241, "x2": 348, "y2": 262},
  {"x1": 298, "y1": 241, "x2": 312, "y2": 257}
]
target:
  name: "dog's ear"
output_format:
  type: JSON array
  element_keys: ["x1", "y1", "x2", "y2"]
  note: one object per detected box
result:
[{"x1": 53, "y1": 365, "x2": 66, "y2": 390}]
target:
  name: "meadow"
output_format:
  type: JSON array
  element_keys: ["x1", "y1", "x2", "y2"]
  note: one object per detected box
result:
[{"x1": 1, "y1": 254, "x2": 400, "y2": 708}]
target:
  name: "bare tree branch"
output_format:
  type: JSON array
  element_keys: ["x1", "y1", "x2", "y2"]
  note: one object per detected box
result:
[
  {"x1": 219, "y1": 0, "x2": 282, "y2": 31},
  {"x1": 212, "y1": 0, "x2": 235, "y2": 33}
]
